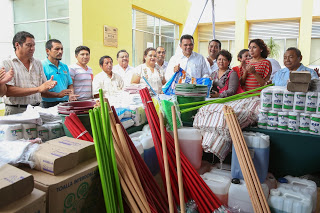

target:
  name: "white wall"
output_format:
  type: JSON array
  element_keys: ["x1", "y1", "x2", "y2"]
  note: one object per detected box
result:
[
  {"x1": 0, "y1": 0, "x2": 15, "y2": 62},
  {"x1": 314, "y1": 0, "x2": 320, "y2": 16},
  {"x1": 199, "y1": 0, "x2": 236, "y2": 23}
]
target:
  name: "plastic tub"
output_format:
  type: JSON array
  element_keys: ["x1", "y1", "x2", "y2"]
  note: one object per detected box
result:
[
  {"x1": 169, "y1": 127, "x2": 203, "y2": 169},
  {"x1": 177, "y1": 95, "x2": 206, "y2": 124},
  {"x1": 228, "y1": 179, "x2": 269, "y2": 213},
  {"x1": 202, "y1": 172, "x2": 231, "y2": 205},
  {"x1": 268, "y1": 188, "x2": 312, "y2": 213},
  {"x1": 231, "y1": 132, "x2": 270, "y2": 183},
  {"x1": 140, "y1": 135, "x2": 159, "y2": 176}
]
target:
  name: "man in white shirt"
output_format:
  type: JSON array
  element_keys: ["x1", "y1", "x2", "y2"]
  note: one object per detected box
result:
[
  {"x1": 112, "y1": 50, "x2": 134, "y2": 87},
  {"x1": 206, "y1": 39, "x2": 221, "y2": 75},
  {"x1": 93, "y1": 56, "x2": 124, "y2": 98},
  {"x1": 155, "y1": 46, "x2": 168, "y2": 73},
  {"x1": 165, "y1": 34, "x2": 210, "y2": 81},
  {"x1": 267, "y1": 58, "x2": 281, "y2": 80}
]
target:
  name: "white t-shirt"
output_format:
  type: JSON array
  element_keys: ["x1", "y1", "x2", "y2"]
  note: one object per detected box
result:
[
  {"x1": 112, "y1": 64, "x2": 135, "y2": 87},
  {"x1": 134, "y1": 63, "x2": 165, "y2": 94},
  {"x1": 165, "y1": 51, "x2": 210, "y2": 81},
  {"x1": 92, "y1": 71, "x2": 124, "y2": 97}
]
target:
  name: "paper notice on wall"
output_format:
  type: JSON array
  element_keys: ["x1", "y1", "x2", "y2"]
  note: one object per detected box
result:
[{"x1": 104, "y1": 25, "x2": 118, "y2": 47}]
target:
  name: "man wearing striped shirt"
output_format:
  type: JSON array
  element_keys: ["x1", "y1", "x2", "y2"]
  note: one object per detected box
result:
[
  {"x1": 69, "y1": 46, "x2": 93, "y2": 100},
  {"x1": 1, "y1": 31, "x2": 57, "y2": 115}
]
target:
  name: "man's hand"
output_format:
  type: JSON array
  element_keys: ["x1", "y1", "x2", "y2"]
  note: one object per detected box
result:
[
  {"x1": 68, "y1": 92, "x2": 79, "y2": 101},
  {"x1": 39, "y1": 75, "x2": 57, "y2": 93},
  {"x1": 58, "y1": 89, "x2": 73, "y2": 98},
  {"x1": 174, "y1": 64, "x2": 180, "y2": 73},
  {"x1": 0, "y1": 67, "x2": 14, "y2": 84}
]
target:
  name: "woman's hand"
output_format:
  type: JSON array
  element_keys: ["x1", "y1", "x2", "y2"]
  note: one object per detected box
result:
[{"x1": 247, "y1": 64, "x2": 256, "y2": 75}]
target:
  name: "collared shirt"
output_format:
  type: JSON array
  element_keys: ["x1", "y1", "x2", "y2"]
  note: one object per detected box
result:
[
  {"x1": 165, "y1": 51, "x2": 210, "y2": 81},
  {"x1": 69, "y1": 63, "x2": 93, "y2": 100},
  {"x1": 205, "y1": 58, "x2": 218, "y2": 75},
  {"x1": 42, "y1": 58, "x2": 73, "y2": 102},
  {"x1": 92, "y1": 71, "x2": 124, "y2": 97},
  {"x1": 134, "y1": 63, "x2": 165, "y2": 94},
  {"x1": 112, "y1": 64, "x2": 135, "y2": 87},
  {"x1": 1, "y1": 55, "x2": 46, "y2": 105},
  {"x1": 272, "y1": 64, "x2": 319, "y2": 86},
  {"x1": 155, "y1": 61, "x2": 168, "y2": 73}
]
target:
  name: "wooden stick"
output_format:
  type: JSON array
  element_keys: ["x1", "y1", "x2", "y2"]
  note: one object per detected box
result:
[
  {"x1": 227, "y1": 106, "x2": 270, "y2": 213},
  {"x1": 171, "y1": 105, "x2": 185, "y2": 213},
  {"x1": 116, "y1": 123, "x2": 149, "y2": 207},
  {"x1": 118, "y1": 171, "x2": 141, "y2": 212},
  {"x1": 114, "y1": 143, "x2": 149, "y2": 213},
  {"x1": 159, "y1": 112, "x2": 175, "y2": 213},
  {"x1": 223, "y1": 106, "x2": 262, "y2": 213}
]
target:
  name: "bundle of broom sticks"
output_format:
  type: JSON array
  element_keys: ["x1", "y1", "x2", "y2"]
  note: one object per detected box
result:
[{"x1": 223, "y1": 105, "x2": 270, "y2": 213}]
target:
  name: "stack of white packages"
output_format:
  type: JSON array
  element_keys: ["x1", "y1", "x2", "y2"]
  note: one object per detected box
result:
[{"x1": 259, "y1": 86, "x2": 320, "y2": 135}]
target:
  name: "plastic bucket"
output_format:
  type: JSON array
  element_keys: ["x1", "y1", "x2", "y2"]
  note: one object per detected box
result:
[
  {"x1": 177, "y1": 95, "x2": 206, "y2": 125},
  {"x1": 59, "y1": 113, "x2": 92, "y2": 137}
]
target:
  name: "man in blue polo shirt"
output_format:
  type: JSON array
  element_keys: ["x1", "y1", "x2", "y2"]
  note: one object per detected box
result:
[
  {"x1": 42, "y1": 39, "x2": 78, "y2": 108},
  {"x1": 272, "y1": 47, "x2": 318, "y2": 86}
]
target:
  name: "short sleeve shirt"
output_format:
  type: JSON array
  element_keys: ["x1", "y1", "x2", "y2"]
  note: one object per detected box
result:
[
  {"x1": 1, "y1": 56, "x2": 46, "y2": 105},
  {"x1": 42, "y1": 58, "x2": 73, "y2": 102},
  {"x1": 134, "y1": 63, "x2": 164, "y2": 94},
  {"x1": 92, "y1": 71, "x2": 124, "y2": 97},
  {"x1": 69, "y1": 64, "x2": 93, "y2": 100}
]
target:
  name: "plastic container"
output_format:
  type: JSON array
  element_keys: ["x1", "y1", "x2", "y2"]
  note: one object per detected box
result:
[
  {"x1": 177, "y1": 95, "x2": 206, "y2": 125},
  {"x1": 268, "y1": 188, "x2": 312, "y2": 213},
  {"x1": 309, "y1": 114, "x2": 320, "y2": 135},
  {"x1": 258, "y1": 109, "x2": 268, "y2": 129},
  {"x1": 209, "y1": 164, "x2": 233, "y2": 179},
  {"x1": 272, "y1": 89, "x2": 283, "y2": 111},
  {"x1": 265, "y1": 173, "x2": 277, "y2": 193},
  {"x1": 282, "y1": 90, "x2": 295, "y2": 111},
  {"x1": 294, "y1": 92, "x2": 306, "y2": 112},
  {"x1": 140, "y1": 135, "x2": 160, "y2": 176},
  {"x1": 278, "y1": 176, "x2": 317, "y2": 212},
  {"x1": 305, "y1": 92, "x2": 318, "y2": 113},
  {"x1": 231, "y1": 132, "x2": 270, "y2": 183},
  {"x1": 129, "y1": 131, "x2": 146, "y2": 159},
  {"x1": 172, "y1": 127, "x2": 203, "y2": 170},
  {"x1": 288, "y1": 112, "x2": 299, "y2": 132},
  {"x1": 228, "y1": 179, "x2": 269, "y2": 213},
  {"x1": 201, "y1": 173, "x2": 231, "y2": 205},
  {"x1": 267, "y1": 111, "x2": 278, "y2": 130},
  {"x1": 260, "y1": 88, "x2": 273, "y2": 111},
  {"x1": 277, "y1": 112, "x2": 289, "y2": 131},
  {"x1": 299, "y1": 113, "x2": 311, "y2": 133}
]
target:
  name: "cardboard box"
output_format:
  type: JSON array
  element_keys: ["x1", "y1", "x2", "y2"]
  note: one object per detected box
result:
[
  {"x1": 23, "y1": 158, "x2": 105, "y2": 213},
  {"x1": 46, "y1": 136, "x2": 95, "y2": 163},
  {"x1": 290, "y1": 71, "x2": 311, "y2": 83},
  {"x1": 287, "y1": 81, "x2": 309, "y2": 93},
  {"x1": 0, "y1": 164, "x2": 34, "y2": 207},
  {"x1": 0, "y1": 188, "x2": 46, "y2": 213},
  {"x1": 31, "y1": 143, "x2": 78, "y2": 175}
]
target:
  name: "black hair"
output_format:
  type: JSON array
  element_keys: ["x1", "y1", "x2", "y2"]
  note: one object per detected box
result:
[
  {"x1": 209, "y1": 39, "x2": 221, "y2": 49},
  {"x1": 217, "y1": 49, "x2": 232, "y2": 63},
  {"x1": 237, "y1": 49, "x2": 249, "y2": 59},
  {"x1": 75, "y1": 46, "x2": 90, "y2": 56},
  {"x1": 99, "y1": 55, "x2": 113, "y2": 66},
  {"x1": 117, "y1": 49, "x2": 129, "y2": 58},
  {"x1": 180, "y1": 34, "x2": 194, "y2": 44},
  {"x1": 45, "y1": 39, "x2": 62, "y2": 50},
  {"x1": 249, "y1": 39, "x2": 269, "y2": 58},
  {"x1": 12, "y1": 31, "x2": 34, "y2": 51},
  {"x1": 286, "y1": 47, "x2": 302, "y2": 58},
  {"x1": 143, "y1": 47, "x2": 156, "y2": 63}
]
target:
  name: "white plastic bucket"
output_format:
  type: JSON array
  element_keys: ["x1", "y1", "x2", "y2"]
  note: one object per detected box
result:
[{"x1": 202, "y1": 173, "x2": 231, "y2": 205}]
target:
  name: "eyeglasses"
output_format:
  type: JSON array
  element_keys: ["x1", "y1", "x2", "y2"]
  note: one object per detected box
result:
[
  {"x1": 118, "y1": 56, "x2": 129, "y2": 59},
  {"x1": 157, "y1": 51, "x2": 166, "y2": 54}
]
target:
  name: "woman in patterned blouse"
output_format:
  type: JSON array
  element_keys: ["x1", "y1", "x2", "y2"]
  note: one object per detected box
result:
[
  {"x1": 240, "y1": 39, "x2": 272, "y2": 92},
  {"x1": 131, "y1": 47, "x2": 166, "y2": 94}
]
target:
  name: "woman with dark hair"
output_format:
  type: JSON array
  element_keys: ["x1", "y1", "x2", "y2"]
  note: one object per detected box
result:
[
  {"x1": 210, "y1": 50, "x2": 244, "y2": 98},
  {"x1": 131, "y1": 47, "x2": 166, "y2": 94},
  {"x1": 232, "y1": 49, "x2": 251, "y2": 78},
  {"x1": 240, "y1": 39, "x2": 272, "y2": 92}
]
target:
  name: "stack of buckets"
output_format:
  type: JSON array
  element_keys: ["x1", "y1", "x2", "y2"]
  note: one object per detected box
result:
[{"x1": 175, "y1": 84, "x2": 208, "y2": 125}]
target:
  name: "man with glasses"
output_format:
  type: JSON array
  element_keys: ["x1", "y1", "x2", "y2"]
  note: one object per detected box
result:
[
  {"x1": 1, "y1": 31, "x2": 57, "y2": 115},
  {"x1": 155, "y1": 46, "x2": 168, "y2": 73},
  {"x1": 113, "y1": 49, "x2": 134, "y2": 87},
  {"x1": 165, "y1": 34, "x2": 210, "y2": 81}
]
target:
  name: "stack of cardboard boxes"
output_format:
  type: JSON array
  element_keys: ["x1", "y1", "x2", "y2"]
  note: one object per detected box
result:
[{"x1": 0, "y1": 136, "x2": 105, "y2": 212}]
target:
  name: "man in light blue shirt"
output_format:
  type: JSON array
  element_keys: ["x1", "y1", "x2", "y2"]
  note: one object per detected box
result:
[
  {"x1": 42, "y1": 39, "x2": 76, "y2": 108},
  {"x1": 273, "y1": 47, "x2": 318, "y2": 86}
]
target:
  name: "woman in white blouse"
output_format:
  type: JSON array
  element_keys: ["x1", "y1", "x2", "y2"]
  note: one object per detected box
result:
[{"x1": 131, "y1": 47, "x2": 166, "y2": 94}]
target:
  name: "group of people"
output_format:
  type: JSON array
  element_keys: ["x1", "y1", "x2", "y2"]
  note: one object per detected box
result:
[{"x1": 0, "y1": 31, "x2": 319, "y2": 116}]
